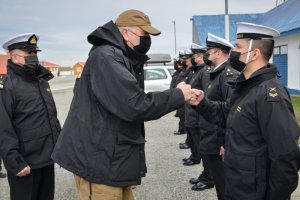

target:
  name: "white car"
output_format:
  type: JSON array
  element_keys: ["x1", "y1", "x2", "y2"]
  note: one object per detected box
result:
[{"x1": 144, "y1": 66, "x2": 175, "y2": 93}]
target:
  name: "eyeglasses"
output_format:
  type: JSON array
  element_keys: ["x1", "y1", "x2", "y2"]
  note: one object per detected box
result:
[{"x1": 128, "y1": 28, "x2": 149, "y2": 37}]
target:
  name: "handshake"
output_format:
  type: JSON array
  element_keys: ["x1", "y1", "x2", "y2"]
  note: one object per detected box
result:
[{"x1": 176, "y1": 82, "x2": 204, "y2": 106}]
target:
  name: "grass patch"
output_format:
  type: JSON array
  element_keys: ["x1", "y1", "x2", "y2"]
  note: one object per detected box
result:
[
  {"x1": 291, "y1": 95, "x2": 300, "y2": 144},
  {"x1": 291, "y1": 95, "x2": 300, "y2": 125}
]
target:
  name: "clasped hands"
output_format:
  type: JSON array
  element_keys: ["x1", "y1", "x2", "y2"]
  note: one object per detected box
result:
[{"x1": 176, "y1": 82, "x2": 204, "y2": 106}]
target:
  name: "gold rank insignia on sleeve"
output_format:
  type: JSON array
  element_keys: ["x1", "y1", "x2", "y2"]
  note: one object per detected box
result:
[
  {"x1": 236, "y1": 106, "x2": 242, "y2": 112},
  {"x1": 267, "y1": 87, "x2": 280, "y2": 102},
  {"x1": 0, "y1": 75, "x2": 4, "y2": 89}
]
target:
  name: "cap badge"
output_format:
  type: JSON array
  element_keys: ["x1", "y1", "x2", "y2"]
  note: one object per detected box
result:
[
  {"x1": 237, "y1": 33, "x2": 243, "y2": 39},
  {"x1": 29, "y1": 35, "x2": 37, "y2": 45}
]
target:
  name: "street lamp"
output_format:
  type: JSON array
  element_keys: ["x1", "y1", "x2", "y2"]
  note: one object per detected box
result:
[
  {"x1": 172, "y1": 20, "x2": 177, "y2": 55},
  {"x1": 225, "y1": 0, "x2": 230, "y2": 41}
]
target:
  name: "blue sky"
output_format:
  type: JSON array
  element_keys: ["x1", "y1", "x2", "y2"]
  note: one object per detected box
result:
[{"x1": 0, "y1": 0, "x2": 277, "y2": 66}]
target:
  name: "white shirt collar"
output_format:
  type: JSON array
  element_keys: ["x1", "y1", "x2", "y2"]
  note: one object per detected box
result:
[{"x1": 213, "y1": 59, "x2": 228, "y2": 71}]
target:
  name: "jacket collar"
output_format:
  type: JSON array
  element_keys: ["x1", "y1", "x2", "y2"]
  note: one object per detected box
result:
[
  {"x1": 193, "y1": 64, "x2": 206, "y2": 72},
  {"x1": 228, "y1": 63, "x2": 277, "y2": 94},
  {"x1": 7, "y1": 59, "x2": 54, "y2": 82},
  {"x1": 209, "y1": 60, "x2": 228, "y2": 80}
]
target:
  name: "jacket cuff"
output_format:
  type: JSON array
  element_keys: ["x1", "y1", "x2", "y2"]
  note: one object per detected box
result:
[
  {"x1": 4, "y1": 154, "x2": 28, "y2": 175},
  {"x1": 194, "y1": 97, "x2": 210, "y2": 113}
]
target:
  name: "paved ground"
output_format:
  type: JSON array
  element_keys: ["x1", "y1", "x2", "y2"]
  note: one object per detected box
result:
[{"x1": 0, "y1": 76, "x2": 299, "y2": 199}]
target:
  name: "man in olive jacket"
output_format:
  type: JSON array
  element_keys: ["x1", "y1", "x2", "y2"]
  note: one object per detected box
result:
[{"x1": 52, "y1": 9, "x2": 192, "y2": 200}]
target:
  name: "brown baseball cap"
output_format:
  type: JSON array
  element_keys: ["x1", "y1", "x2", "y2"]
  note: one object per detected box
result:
[{"x1": 115, "y1": 9, "x2": 161, "y2": 36}]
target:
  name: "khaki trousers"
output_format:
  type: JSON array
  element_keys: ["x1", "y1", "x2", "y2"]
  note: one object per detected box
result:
[{"x1": 74, "y1": 175, "x2": 134, "y2": 200}]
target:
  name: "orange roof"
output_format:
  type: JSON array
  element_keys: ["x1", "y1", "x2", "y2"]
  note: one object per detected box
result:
[
  {"x1": 0, "y1": 54, "x2": 10, "y2": 74},
  {"x1": 0, "y1": 66, "x2": 7, "y2": 74},
  {"x1": 40, "y1": 60, "x2": 60, "y2": 68},
  {"x1": 78, "y1": 61, "x2": 85, "y2": 66}
]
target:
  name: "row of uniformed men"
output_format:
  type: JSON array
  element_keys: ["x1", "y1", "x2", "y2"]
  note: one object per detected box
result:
[
  {"x1": 170, "y1": 22, "x2": 300, "y2": 200},
  {"x1": 170, "y1": 32, "x2": 238, "y2": 197}
]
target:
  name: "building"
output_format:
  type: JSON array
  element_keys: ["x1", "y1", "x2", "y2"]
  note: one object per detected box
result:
[
  {"x1": 0, "y1": 53, "x2": 9, "y2": 75},
  {"x1": 72, "y1": 61, "x2": 85, "y2": 76},
  {"x1": 258, "y1": 0, "x2": 300, "y2": 94},
  {"x1": 0, "y1": 55, "x2": 61, "y2": 76},
  {"x1": 192, "y1": 0, "x2": 300, "y2": 94},
  {"x1": 40, "y1": 60, "x2": 60, "y2": 76}
]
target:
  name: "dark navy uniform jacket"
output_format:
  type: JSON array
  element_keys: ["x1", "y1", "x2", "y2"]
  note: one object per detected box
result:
[
  {"x1": 196, "y1": 64, "x2": 300, "y2": 200},
  {"x1": 0, "y1": 61, "x2": 60, "y2": 175},
  {"x1": 198, "y1": 61, "x2": 238, "y2": 154},
  {"x1": 184, "y1": 64, "x2": 210, "y2": 127}
]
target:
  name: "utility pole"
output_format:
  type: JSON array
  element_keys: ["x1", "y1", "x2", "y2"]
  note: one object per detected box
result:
[
  {"x1": 225, "y1": 0, "x2": 230, "y2": 41},
  {"x1": 172, "y1": 20, "x2": 177, "y2": 55}
]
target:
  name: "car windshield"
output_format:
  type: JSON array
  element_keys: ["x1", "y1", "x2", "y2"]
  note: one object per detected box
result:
[
  {"x1": 168, "y1": 69, "x2": 175, "y2": 76},
  {"x1": 144, "y1": 68, "x2": 167, "y2": 80}
]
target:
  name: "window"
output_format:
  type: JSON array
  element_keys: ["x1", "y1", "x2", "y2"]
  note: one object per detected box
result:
[
  {"x1": 168, "y1": 69, "x2": 175, "y2": 76},
  {"x1": 274, "y1": 47, "x2": 280, "y2": 55},
  {"x1": 280, "y1": 45, "x2": 288, "y2": 54},
  {"x1": 144, "y1": 68, "x2": 167, "y2": 80},
  {"x1": 76, "y1": 67, "x2": 81, "y2": 72},
  {"x1": 274, "y1": 45, "x2": 288, "y2": 55}
]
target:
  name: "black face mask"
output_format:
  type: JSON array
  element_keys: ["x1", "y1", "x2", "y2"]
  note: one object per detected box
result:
[
  {"x1": 174, "y1": 61, "x2": 179, "y2": 70},
  {"x1": 203, "y1": 53, "x2": 212, "y2": 66},
  {"x1": 191, "y1": 58, "x2": 197, "y2": 66},
  {"x1": 182, "y1": 60, "x2": 187, "y2": 68},
  {"x1": 133, "y1": 36, "x2": 151, "y2": 55},
  {"x1": 24, "y1": 55, "x2": 39, "y2": 71},
  {"x1": 229, "y1": 51, "x2": 246, "y2": 72}
]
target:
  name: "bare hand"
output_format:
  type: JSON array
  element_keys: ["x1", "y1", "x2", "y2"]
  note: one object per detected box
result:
[
  {"x1": 219, "y1": 146, "x2": 225, "y2": 161},
  {"x1": 176, "y1": 82, "x2": 192, "y2": 102},
  {"x1": 17, "y1": 166, "x2": 31, "y2": 177},
  {"x1": 189, "y1": 89, "x2": 204, "y2": 106}
]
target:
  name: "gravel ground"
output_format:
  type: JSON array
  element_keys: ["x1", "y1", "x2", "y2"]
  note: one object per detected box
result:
[{"x1": 0, "y1": 86, "x2": 299, "y2": 200}]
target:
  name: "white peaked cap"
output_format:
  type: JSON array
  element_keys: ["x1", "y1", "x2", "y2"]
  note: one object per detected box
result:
[
  {"x1": 236, "y1": 22, "x2": 280, "y2": 39},
  {"x1": 2, "y1": 33, "x2": 40, "y2": 51},
  {"x1": 206, "y1": 33, "x2": 234, "y2": 52}
]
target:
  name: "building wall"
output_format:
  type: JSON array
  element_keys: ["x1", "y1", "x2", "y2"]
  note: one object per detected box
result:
[
  {"x1": 72, "y1": 63, "x2": 83, "y2": 76},
  {"x1": 275, "y1": 33, "x2": 300, "y2": 90}
]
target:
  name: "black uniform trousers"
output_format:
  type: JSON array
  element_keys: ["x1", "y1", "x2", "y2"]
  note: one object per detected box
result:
[
  {"x1": 202, "y1": 154, "x2": 225, "y2": 200},
  {"x1": 178, "y1": 115, "x2": 186, "y2": 134},
  {"x1": 7, "y1": 164, "x2": 54, "y2": 200},
  {"x1": 186, "y1": 127, "x2": 201, "y2": 161}
]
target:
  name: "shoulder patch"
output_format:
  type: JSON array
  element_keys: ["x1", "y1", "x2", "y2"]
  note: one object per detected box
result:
[
  {"x1": 226, "y1": 68, "x2": 234, "y2": 76},
  {"x1": 267, "y1": 87, "x2": 280, "y2": 102}
]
